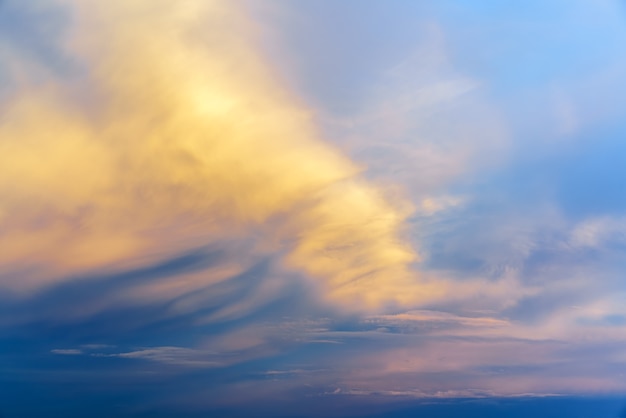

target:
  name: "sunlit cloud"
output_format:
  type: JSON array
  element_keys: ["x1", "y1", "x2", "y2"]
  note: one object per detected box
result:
[{"x1": 0, "y1": 0, "x2": 430, "y2": 310}]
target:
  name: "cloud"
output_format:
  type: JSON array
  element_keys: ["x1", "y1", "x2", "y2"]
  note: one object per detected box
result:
[
  {"x1": 100, "y1": 346, "x2": 221, "y2": 368},
  {"x1": 51, "y1": 348, "x2": 82, "y2": 355},
  {"x1": 0, "y1": 0, "x2": 433, "y2": 311},
  {"x1": 568, "y1": 216, "x2": 626, "y2": 249},
  {"x1": 288, "y1": 314, "x2": 626, "y2": 398},
  {"x1": 7, "y1": 2, "x2": 626, "y2": 412}
]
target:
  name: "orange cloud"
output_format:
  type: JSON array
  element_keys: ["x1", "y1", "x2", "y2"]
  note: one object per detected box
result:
[{"x1": 0, "y1": 0, "x2": 430, "y2": 310}]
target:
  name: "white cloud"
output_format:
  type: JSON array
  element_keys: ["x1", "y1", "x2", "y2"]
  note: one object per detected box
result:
[{"x1": 51, "y1": 348, "x2": 82, "y2": 355}]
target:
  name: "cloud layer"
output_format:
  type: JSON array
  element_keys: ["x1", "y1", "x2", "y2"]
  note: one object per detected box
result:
[{"x1": 4, "y1": 1, "x2": 626, "y2": 416}]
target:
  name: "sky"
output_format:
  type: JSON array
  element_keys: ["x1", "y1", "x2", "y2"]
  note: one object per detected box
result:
[{"x1": 2, "y1": 0, "x2": 626, "y2": 417}]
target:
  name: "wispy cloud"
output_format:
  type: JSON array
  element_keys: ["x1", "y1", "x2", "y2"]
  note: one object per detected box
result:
[
  {"x1": 51, "y1": 348, "x2": 82, "y2": 355},
  {"x1": 98, "y1": 346, "x2": 221, "y2": 368}
]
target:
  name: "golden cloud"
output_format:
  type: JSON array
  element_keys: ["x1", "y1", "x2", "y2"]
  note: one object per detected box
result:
[{"x1": 0, "y1": 0, "x2": 432, "y2": 310}]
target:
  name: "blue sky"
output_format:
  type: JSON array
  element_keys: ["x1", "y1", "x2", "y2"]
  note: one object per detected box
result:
[{"x1": 2, "y1": 0, "x2": 626, "y2": 417}]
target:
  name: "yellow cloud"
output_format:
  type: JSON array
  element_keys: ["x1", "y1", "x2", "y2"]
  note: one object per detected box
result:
[{"x1": 0, "y1": 0, "x2": 428, "y2": 309}]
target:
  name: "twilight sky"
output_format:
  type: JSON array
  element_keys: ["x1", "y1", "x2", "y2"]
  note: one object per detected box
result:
[{"x1": 2, "y1": 1, "x2": 626, "y2": 417}]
